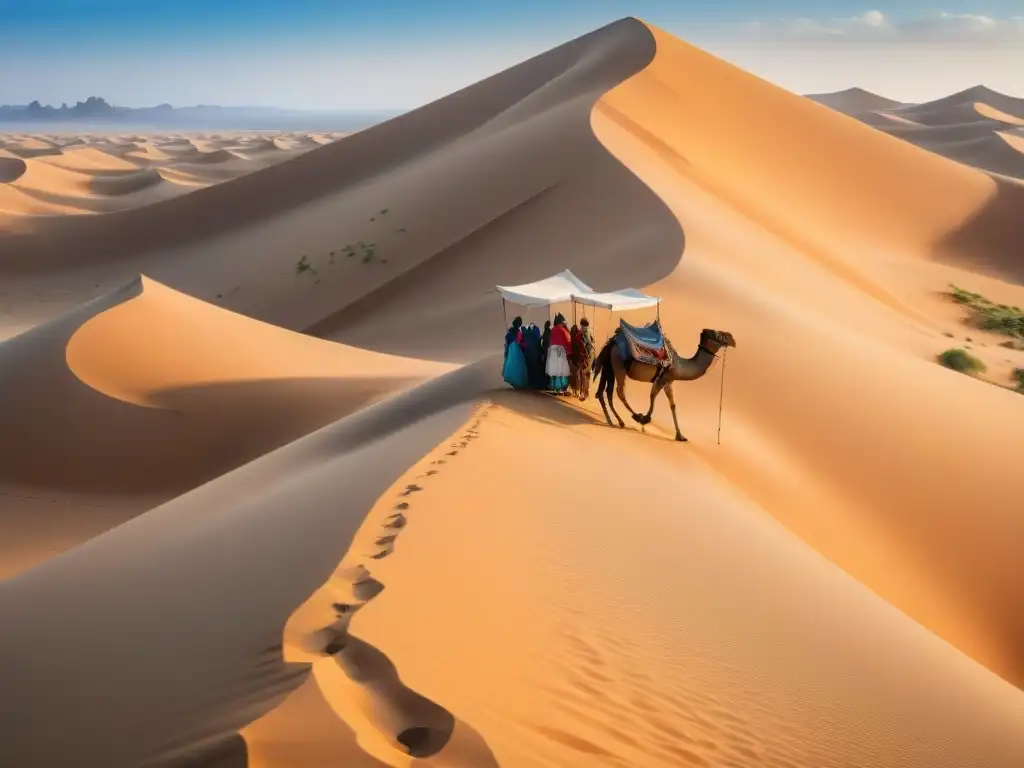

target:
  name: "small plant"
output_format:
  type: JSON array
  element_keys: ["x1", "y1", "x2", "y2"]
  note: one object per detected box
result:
[
  {"x1": 1012, "y1": 368, "x2": 1024, "y2": 392},
  {"x1": 938, "y1": 348, "x2": 986, "y2": 375},
  {"x1": 946, "y1": 284, "x2": 1024, "y2": 339}
]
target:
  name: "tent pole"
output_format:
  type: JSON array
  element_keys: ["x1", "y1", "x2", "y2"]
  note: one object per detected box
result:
[{"x1": 502, "y1": 298, "x2": 508, "y2": 328}]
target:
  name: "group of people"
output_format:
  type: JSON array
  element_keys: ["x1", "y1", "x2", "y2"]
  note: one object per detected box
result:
[{"x1": 502, "y1": 312, "x2": 595, "y2": 399}]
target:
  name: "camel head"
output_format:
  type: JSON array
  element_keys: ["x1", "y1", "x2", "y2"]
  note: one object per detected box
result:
[{"x1": 701, "y1": 328, "x2": 737, "y2": 349}]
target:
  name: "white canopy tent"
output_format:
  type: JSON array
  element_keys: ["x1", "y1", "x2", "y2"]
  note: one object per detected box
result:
[
  {"x1": 496, "y1": 270, "x2": 660, "y2": 315},
  {"x1": 495, "y1": 270, "x2": 595, "y2": 307}
]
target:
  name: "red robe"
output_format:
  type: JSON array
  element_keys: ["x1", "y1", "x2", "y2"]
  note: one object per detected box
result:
[{"x1": 549, "y1": 323, "x2": 572, "y2": 354}]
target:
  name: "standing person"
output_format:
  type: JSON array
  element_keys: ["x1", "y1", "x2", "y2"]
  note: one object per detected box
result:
[
  {"x1": 540, "y1": 320, "x2": 551, "y2": 366},
  {"x1": 575, "y1": 317, "x2": 595, "y2": 401},
  {"x1": 568, "y1": 324, "x2": 582, "y2": 397},
  {"x1": 523, "y1": 322, "x2": 546, "y2": 389},
  {"x1": 502, "y1": 317, "x2": 528, "y2": 389},
  {"x1": 546, "y1": 313, "x2": 572, "y2": 393}
]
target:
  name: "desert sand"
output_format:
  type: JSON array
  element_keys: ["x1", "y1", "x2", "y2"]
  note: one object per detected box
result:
[
  {"x1": 0, "y1": 130, "x2": 344, "y2": 220},
  {"x1": 808, "y1": 85, "x2": 1024, "y2": 181},
  {"x1": 2, "y1": 16, "x2": 1024, "y2": 768}
]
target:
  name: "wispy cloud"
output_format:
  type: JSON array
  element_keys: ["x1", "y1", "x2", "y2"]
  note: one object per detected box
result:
[{"x1": 744, "y1": 10, "x2": 1024, "y2": 45}]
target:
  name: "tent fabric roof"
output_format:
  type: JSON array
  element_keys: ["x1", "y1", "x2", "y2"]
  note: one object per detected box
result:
[
  {"x1": 496, "y1": 269, "x2": 659, "y2": 311},
  {"x1": 575, "y1": 287, "x2": 659, "y2": 311},
  {"x1": 495, "y1": 270, "x2": 593, "y2": 307}
]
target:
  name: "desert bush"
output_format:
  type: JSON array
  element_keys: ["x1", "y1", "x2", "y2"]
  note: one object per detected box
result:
[
  {"x1": 938, "y1": 348, "x2": 986, "y2": 375},
  {"x1": 1012, "y1": 368, "x2": 1024, "y2": 392},
  {"x1": 947, "y1": 285, "x2": 1024, "y2": 339}
]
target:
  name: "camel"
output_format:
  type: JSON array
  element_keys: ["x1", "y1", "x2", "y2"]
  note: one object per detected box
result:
[{"x1": 592, "y1": 327, "x2": 737, "y2": 442}]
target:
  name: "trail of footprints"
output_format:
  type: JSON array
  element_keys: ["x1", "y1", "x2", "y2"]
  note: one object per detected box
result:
[{"x1": 312, "y1": 403, "x2": 492, "y2": 760}]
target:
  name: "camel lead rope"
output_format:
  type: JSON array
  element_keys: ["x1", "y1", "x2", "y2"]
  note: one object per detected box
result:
[{"x1": 717, "y1": 347, "x2": 728, "y2": 446}]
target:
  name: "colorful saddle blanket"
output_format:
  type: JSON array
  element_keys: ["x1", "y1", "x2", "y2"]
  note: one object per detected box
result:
[{"x1": 615, "y1": 319, "x2": 675, "y2": 368}]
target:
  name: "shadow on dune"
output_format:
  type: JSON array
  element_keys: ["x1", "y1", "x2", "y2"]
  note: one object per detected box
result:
[
  {"x1": 0, "y1": 370, "x2": 414, "y2": 497},
  {"x1": 935, "y1": 177, "x2": 1024, "y2": 283},
  {"x1": 0, "y1": 19, "x2": 663, "y2": 275},
  {"x1": 0, "y1": 359, "x2": 500, "y2": 766},
  {"x1": 0, "y1": 156, "x2": 27, "y2": 183},
  {"x1": 0, "y1": 374, "x2": 420, "y2": 575},
  {"x1": 307, "y1": 165, "x2": 685, "y2": 363},
  {"x1": 150, "y1": 733, "x2": 249, "y2": 768}
]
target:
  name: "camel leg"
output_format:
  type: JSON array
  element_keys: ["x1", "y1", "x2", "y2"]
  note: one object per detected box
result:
[
  {"x1": 636, "y1": 377, "x2": 669, "y2": 427},
  {"x1": 613, "y1": 369, "x2": 640, "y2": 428},
  {"x1": 595, "y1": 356, "x2": 619, "y2": 428},
  {"x1": 605, "y1": 356, "x2": 627, "y2": 429},
  {"x1": 596, "y1": 385, "x2": 615, "y2": 427},
  {"x1": 663, "y1": 381, "x2": 687, "y2": 442}
]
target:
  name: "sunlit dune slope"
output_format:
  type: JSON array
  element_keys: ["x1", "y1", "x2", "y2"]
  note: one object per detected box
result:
[
  {"x1": 600, "y1": 34, "x2": 1024, "y2": 284},
  {"x1": 586, "y1": 21, "x2": 1024, "y2": 690},
  {"x1": 246, "y1": 398, "x2": 1024, "y2": 767}
]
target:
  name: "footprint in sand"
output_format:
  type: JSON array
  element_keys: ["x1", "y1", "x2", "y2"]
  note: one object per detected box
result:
[
  {"x1": 386, "y1": 513, "x2": 408, "y2": 529},
  {"x1": 313, "y1": 574, "x2": 385, "y2": 655},
  {"x1": 395, "y1": 502, "x2": 410, "y2": 511},
  {"x1": 376, "y1": 534, "x2": 398, "y2": 547},
  {"x1": 327, "y1": 634, "x2": 460, "y2": 759},
  {"x1": 401, "y1": 484, "x2": 423, "y2": 497},
  {"x1": 369, "y1": 544, "x2": 394, "y2": 560}
]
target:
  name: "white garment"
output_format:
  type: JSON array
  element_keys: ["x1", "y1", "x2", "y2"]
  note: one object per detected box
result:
[{"x1": 545, "y1": 345, "x2": 571, "y2": 377}]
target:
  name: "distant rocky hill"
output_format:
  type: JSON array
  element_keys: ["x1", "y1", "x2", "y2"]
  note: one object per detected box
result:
[{"x1": 0, "y1": 96, "x2": 399, "y2": 130}]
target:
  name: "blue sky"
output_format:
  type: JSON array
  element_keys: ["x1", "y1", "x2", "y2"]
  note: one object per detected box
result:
[{"x1": 1, "y1": 1, "x2": 1022, "y2": 109}]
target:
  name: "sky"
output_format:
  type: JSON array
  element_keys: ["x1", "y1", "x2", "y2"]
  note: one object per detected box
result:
[{"x1": 0, "y1": 1, "x2": 1022, "y2": 110}]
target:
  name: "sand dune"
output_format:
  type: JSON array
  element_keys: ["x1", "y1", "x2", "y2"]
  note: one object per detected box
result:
[
  {"x1": 2, "y1": 15, "x2": 1024, "y2": 768},
  {"x1": 0, "y1": 130, "x2": 342, "y2": 220},
  {"x1": 803, "y1": 86, "x2": 904, "y2": 113},
  {"x1": 0, "y1": 276, "x2": 450, "y2": 576},
  {"x1": 809, "y1": 85, "x2": 1024, "y2": 182},
  {"x1": 0, "y1": 153, "x2": 27, "y2": 183}
]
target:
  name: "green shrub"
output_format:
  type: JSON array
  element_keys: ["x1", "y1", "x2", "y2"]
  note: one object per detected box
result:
[
  {"x1": 938, "y1": 348, "x2": 986, "y2": 374},
  {"x1": 1012, "y1": 368, "x2": 1024, "y2": 392},
  {"x1": 947, "y1": 284, "x2": 1024, "y2": 339}
]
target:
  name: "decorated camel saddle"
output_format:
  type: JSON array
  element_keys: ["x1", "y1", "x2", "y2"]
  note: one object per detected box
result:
[{"x1": 615, "y1": 318, "x2": 675, "y2": 369}]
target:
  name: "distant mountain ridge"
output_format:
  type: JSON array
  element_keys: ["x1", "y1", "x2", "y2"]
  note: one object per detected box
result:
[{"x1": 0, "y1": 96, "x2": 400, "y2": 130}]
